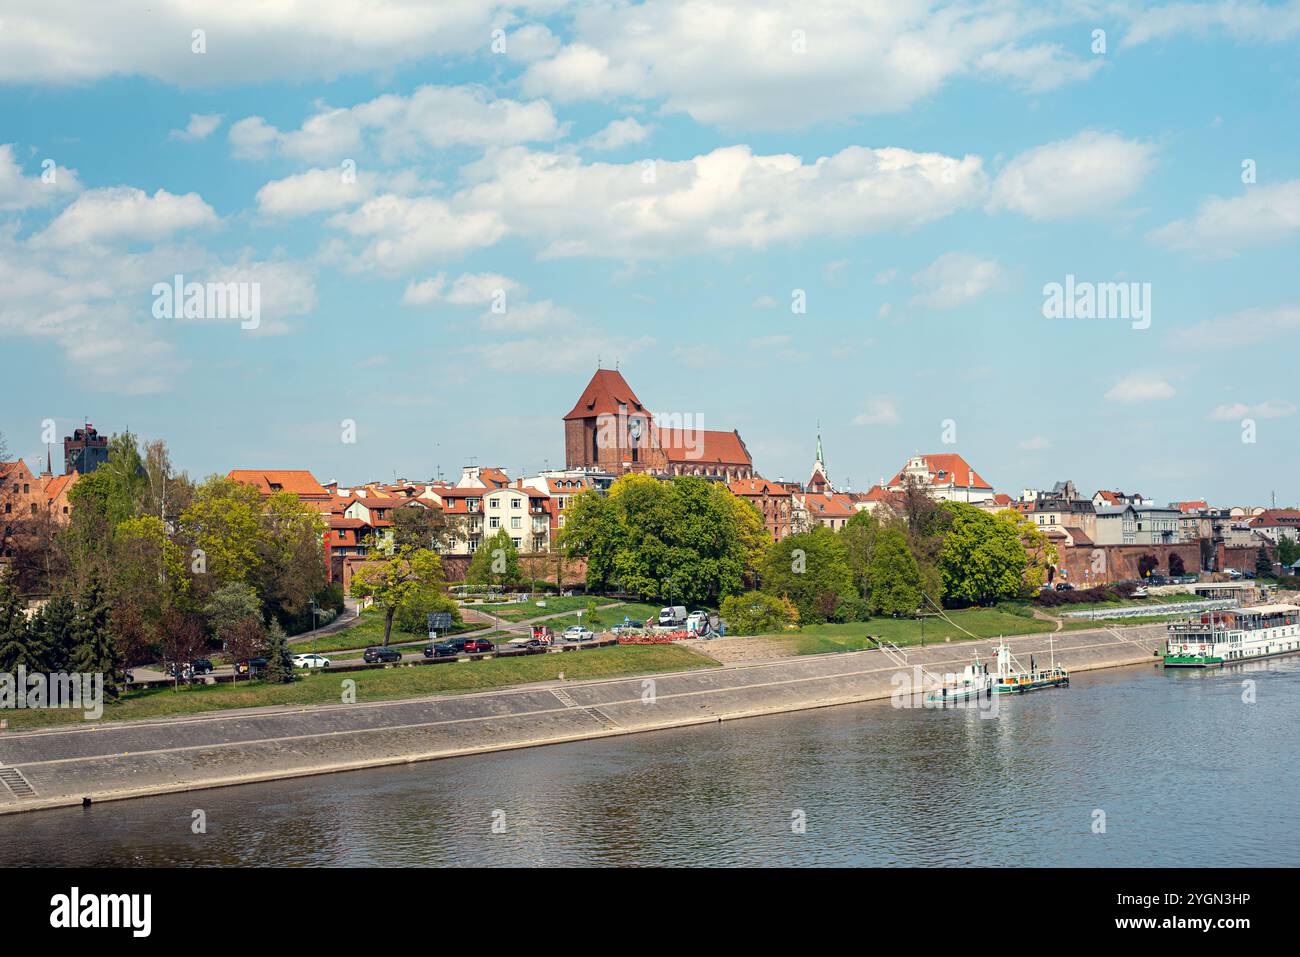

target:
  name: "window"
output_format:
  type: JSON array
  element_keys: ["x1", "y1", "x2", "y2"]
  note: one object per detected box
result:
[
  {"x1": 489, "y1": 516, "x2": 500, "y2": 529},
  {"x1": 511, "y1": 498, "x2": 521, "y2": 509},
  {"x1": 510, "y1": 516, "x2": 521, "y2": 529},
  {"x1": 511, "y1": 537, "x2": 522, "y2": 548}
]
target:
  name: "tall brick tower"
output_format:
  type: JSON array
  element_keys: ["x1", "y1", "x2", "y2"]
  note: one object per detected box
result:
[{"x1": 563, "y1": 369, "x2": 657, "y2": 473}]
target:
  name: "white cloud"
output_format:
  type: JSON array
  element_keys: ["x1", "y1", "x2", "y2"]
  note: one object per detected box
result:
[
  {"x1": 0, "y1": 1, "x2": 498, "y2": 84},
  {"x1": 34, "y1": 186, "x2": 217, "y2": 247},
  {"x1": 168, "y1": 113, "x2": 223, "y2": 142},
  {"x1": 230, "y1": 85, "x2": 560, "y2": 163},
  {"x1": 255, "y1": 167, "x2": 374, "y2": 217},
  {"x1": 1149, "y1": 180, "x2": 1300, "y2": 257},
  {"x1": 1177, "y1": 305, "x2": 1300, "y2": 350},
  {"x1": 520, "y1": 0, "x2": 1102, "y2": 130},
  {"x1": 457, "y1": 143, "x2": 986, "y2": 259},
  {"x1": 1123, "y1": 1, "x2": 1300, "y2": 48},
  {"x1": 873, "y1": 268, "x2": 898, "y2": 285},
  {"x1": 584, "y1": 118, "x2": 651, "y2": 151},
  {"x1": 0, "y1": 224, "x2": 315, "y2": 390},
  {"x1": 1018, "y1": 436, "x2": 1051, "y2": 450},
  {"x1": 751, "y1": 295, "x2": 779, "y2": 309},
  {"x1": 1209, "y1": 400, "x2": 1296, "y2": 421},
  {"x1": 1104, "y1": 374, "x2": 1175, "y2": 404},
  {"x1": 988, "y1": 131, "x2": 1156, "y2": 220},
  {"x1": 852, "y1": 399, "x2": 901, "y2": 425},
  {"x1": 910, "y1": 252, "x2": 1001, "y2": 308},
  {"x1": 402, "y1": 271, "x2": 571, "y2": 331},
  {"x1": 0, "y1": 144, "x2": 80, "y2": 210},
  {"x1": 977, "y1": 43, "x2": 1105, "y2": 92},
  {"x1": 749, "y1": 333, "x2": 791, "y2": 348},
  {"x1": 325, "y1": 194, "x2": 505, "y2": 274}
]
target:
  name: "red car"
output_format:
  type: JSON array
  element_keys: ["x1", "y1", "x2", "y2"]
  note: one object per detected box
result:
[{"x1": 463, "y1": 638, "x2": 495, "y2": 654}]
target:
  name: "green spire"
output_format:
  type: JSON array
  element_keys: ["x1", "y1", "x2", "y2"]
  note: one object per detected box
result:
[{"x1": 815, "y1": 431, "x2": 824, "y2": 467}]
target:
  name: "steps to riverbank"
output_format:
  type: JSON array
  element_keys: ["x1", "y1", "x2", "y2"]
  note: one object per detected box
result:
[{"x1": 0, "y1": 624, "x2": 1166, "y2": 817}]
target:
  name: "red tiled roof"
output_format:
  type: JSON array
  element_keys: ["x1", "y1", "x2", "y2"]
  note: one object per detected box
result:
[
  {"x1": 1175, "y1": 500, "x2": 1209, "y2": 513},
  {"x1": 228, "y1": 469, "x2": 329, "y2": 498},
  {"x1": 42, "y1": 473, "x2": 77, "y2": 501},
  {"x1": 802, "y1": 491, "x2": 856, "y2": 518},
  {"x1": 728, "y1": 477, "x2": 791, "y2": 497},
  {"x1": 657, "y1": 428, "x2": 751, "y2": 466},
  {"x1": 563, "y1": 369, "x2": 650, "y2": 421},
  {"x1": 887, "y1": 454, "x2": 992, "y2": 491},
  {"x1": 1250, "y1": 509, "x2": 1300, "y2": 527}
]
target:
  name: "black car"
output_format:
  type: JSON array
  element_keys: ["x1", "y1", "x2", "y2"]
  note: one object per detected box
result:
[
  {"x1": 234, "y1": 656, "x2": 269, "y2": 676},
  {"x1": 192, "y1": 658, "x2": 214, "y2": 675},
  {"x1": 424, "y1": 641, "x2": 460, "y2": 659},
  {"x1": 364, "y1": 646, "x2": 403, "y2": 664},
  {"x1": 1054, "y1": 582, "x2": 1074, "y2": 591}
]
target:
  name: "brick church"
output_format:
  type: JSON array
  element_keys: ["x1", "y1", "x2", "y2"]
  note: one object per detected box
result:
[{"x1": 563, "y1": 368, "x2": 754, "y2": 482}]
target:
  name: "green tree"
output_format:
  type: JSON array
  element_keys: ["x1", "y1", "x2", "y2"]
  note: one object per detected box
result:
[
  {"x1": 1256, "y1": 546, "x2": 1273, "y2": 579},
  {"x1": 866, "y1": 527, "x2": 923, "y2": 615},
  {"x1": 205, "y1": 582, "x2": 262, "y2": 640},
  {"x1": 0, "y1": 567, "x2": 35, "y2": 673},
  {"x1": 349, "y1": 545, "x2": 445, "y2": 646},
  {"x1": 392, "y1": 502, "x2": 450, "y2": 551},
  {"x1": 557, "y1": 489, "x2": 624, "y2": 590},
  {"x1": 995, "y1": 509, "x2": 1058, "y2": 590},
  {"x1": 843, "y1": 508, "x2": 884, "y2": 600},
  {"x1": 1276, "y1": 537, "x2": 1300, "y2": 568},
  {"x1": 760, "y1": 526, "x2": 853, "y2": 623},
  {"x1": 253, "y1": 491, "x2": 327, "y2": 626},
  {"x1": 178, "y1": 476, "x2": 265, "y2": 587},
  {"x1": 31, "y1": 591, "x2": 77, "y2": 672},
  {"x1": 937, "y1": 502, "x2": 1028, "y2": 606},
  {"x1": 466, "y1": 528, "x2": 522, "y2": 589},
  {"x1": 69, "y1": 571, "x2": 121, "y2": 700},
  {"x1": 263, "y1": 619, "x2": 295, "y2": 683},
  {"x1": 719, "y1": 591, "x2": 797, "y2": 636}
]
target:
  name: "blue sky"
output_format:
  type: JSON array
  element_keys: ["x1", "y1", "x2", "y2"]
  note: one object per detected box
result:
[{"x1": 1, "y1": 1, "x2": 1298, "y2": 506}]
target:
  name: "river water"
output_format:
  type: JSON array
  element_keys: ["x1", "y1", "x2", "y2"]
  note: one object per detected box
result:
[{"x1": 2, "y1": 658, "x2": 1297, "y2": 867}]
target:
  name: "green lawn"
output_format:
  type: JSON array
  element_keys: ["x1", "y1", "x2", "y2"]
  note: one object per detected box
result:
[
  {"x1": 289, "y1": 612, "x2": 486, "y2": 654},
  {"x1": 541, "y1": 602, "x2": 665, "y2": 633},
  {"x1": 478, "y1": 595, "x2": 621, "y2": 622},
  {"x1": 2, "y1": 644, "x2": 718, "y2": 731},
  {"x1": 755, "y1": 605, "x2": 1056, "y2": 656}
]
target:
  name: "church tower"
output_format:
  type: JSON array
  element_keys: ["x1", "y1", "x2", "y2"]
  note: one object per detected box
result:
[{"x1": 807, "y1": 429, "x2": 831, "y2": 493}]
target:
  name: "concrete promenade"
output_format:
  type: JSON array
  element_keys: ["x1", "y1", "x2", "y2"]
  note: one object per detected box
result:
[{"x1": 0, "y1": 624, "x2": 1166, "y2": 816}]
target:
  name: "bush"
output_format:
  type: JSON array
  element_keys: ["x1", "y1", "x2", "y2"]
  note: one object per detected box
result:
[
  {"x1": 720, "y1": 591, "x2": 798, "y2": 636},
  {"x1": 832, "y1": 594, "x2": 872, "y2": 623},
  {"x1": 395, "y1": 590, "x2": 462, "y2": 635}
]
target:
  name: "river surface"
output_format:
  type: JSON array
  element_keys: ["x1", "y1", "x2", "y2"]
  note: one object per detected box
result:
[{"x1": 2, "y1": 658, "x2": 1298, "y2": 867}]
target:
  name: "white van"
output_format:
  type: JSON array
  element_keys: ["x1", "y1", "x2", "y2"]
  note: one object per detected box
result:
[{"x1": 658, "y1": 605, "x2": 687, "y2": 627}]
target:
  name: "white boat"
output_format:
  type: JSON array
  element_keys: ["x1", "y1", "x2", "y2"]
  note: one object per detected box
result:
[
  {"x1": 1164, "y1": 603, "x2": 1300, "y2": 667},
  {"x1": 925, "y1": 656, "x2": 993, "y2": 704}
]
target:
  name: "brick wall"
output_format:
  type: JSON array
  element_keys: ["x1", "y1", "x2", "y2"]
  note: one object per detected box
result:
[{"x1": 1055, "y1": 543, "x2": 1266, "y2": 584}]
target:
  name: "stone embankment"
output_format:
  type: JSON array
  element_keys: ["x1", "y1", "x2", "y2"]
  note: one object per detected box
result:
[{"x1": 0, "y1": 624, "x2": 1165, "y2": 816}]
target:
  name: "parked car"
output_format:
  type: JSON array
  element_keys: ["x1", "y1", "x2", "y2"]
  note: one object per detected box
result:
[
  {"x1": 1054, "y1": 582, "x2": 1074, "y2": 591},
  {"x1": 291, "y1": 653, "x2": 331, "y2": 669},
  {"x1": 1133, "y1": 586, "x2": 1149, "y2": 598},
  {"x1": 463, "y1": 638, "x2": 495, "y2": 653},
  {"x1": 363, "y1": 646, "x2": 403, "y2": 664},
  {"x1": 563, "y1": 625, "x2": 595, "y2": 642},
  {"x1": 425, "y1": 641, "x2": 461, "y2": 658},
  {"x1": 192, "y1": 658, "x2": 214, "y2": 675},
  {"x1": 503, "y1": 637, "x2": 547, "y2": 654},
  {"x1": 235, "y1": 657, "x2": 269, "y2": 676}
]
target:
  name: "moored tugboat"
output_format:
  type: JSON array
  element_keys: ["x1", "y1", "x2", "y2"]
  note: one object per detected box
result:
[
  {"x1": 990, "y1": 636, "x2": 1069, "y2": 694},
  {"x1": 1163, "y1": 603, "x2": 1300, "y2": 668}
]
